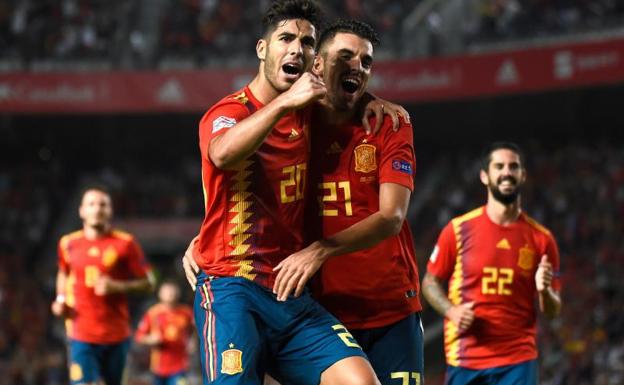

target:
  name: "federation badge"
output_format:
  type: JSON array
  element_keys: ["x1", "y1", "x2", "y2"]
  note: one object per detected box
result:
[
  {"x1": 354, "y1": 144, "x2": 377, "y2": 173},
  {"x1": 88, "y1": 246, "x2": 100, "y2": 257},
  {"x1": 518, "y1": 245, "x2": 535, "y2": 270},
  {"x1": 102, "y1": 246, "x2": 118, "y2": 267},
  {"x1": 221, "y1": 347, "x2": 243, "y2": 375}
]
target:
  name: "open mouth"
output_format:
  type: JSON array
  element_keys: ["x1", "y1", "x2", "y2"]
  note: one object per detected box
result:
[
  {"x1": 282, "y1": 62, "x2": 301, "y2": 76},
  {"x1": 341, "y1": 77, "x2": 360, "y2": 94}
]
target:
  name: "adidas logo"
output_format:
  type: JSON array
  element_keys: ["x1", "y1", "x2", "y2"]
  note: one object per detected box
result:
[
  {"x1": 496, "y1": 238, "x2": 511, "y2": 250},
  {"x1": 326, "y1": 141, "x2": 343, "y2": 154}
]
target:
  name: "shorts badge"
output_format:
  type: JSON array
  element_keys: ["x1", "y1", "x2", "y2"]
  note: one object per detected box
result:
[
  {"x1": 354, "y1": 143, "x2": 377, "y2": 173},
  {"x1": 221, "y1": 344, "x2": 243, "y2": 375},
  {"x1": 70, "y1": 362, "x2": 83, "y2": 381},
  {"x1": 518, "y1": 245, "x2": 535, "y2": 270}
]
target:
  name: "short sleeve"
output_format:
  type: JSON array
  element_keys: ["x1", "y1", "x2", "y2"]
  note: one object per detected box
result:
[
  {"x1": 135, "y1": 310, "x2": 152, "y2": 341},
  {"x1": 198, "y1": 101, "x2": 251, "y2": 162},
  {"x1": 57, "y1": 237, "x2": 70, "y2": 273},
  {"x1": 545, "y1": 233, "x2": 561, "y2": 291},
  {"x1": 379, "y1": 118, "x2": 416, "y2": 190},
  {"x1": 125, "y1": 238, "x2": 152, "y2": 278},
  {"x1": 426, "y1": 222, "x2": 458, "y2": 281}
]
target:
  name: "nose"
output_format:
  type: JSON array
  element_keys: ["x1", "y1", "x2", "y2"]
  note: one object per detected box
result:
[{"x1": 288, "y1": 39, "x2": 303, "y2": 57}]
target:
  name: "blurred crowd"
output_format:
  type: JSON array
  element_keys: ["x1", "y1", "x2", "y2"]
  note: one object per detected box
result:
[{"x1": 1, "y1": 0, "x2": 623, "y2": 70}]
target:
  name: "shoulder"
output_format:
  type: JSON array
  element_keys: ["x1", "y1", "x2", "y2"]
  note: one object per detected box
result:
[
  {"x1": 451, "y1": 206, "x2": 485, "y2": 228},
  {"x1": 59, "y1": 230, "x2": 84, "y2": 247},
  {"x1": 199, "y1": 89, "x2": 254, "y2": 126},
  {"x1": 110, "y1": 228, "x2": 137, "y2": 243},
  {"x1": 521, "y1": 212, "x2": 553, "y2": 238}
]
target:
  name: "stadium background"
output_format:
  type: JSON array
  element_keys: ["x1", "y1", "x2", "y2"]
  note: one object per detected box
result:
[{"x1": 1, "y1": 0, "x2": 623, "y2": 384}]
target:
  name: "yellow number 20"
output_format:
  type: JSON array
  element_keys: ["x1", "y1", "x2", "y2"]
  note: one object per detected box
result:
[{"x1": 280, "y1": 163, "x2": 306, "y2": 203}]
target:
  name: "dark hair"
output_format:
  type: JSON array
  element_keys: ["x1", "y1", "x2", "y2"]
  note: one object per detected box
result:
[
  {"x1": 317, "y1": 18, "x2": 380, "y2": 52},
  {"x1": 81, "y1": 184, "x2": 112, "y2": 199},
  {"x1": 481, "y1": 141, "x2": 525, "y2": 171},
  {"x1": 262, "y1": 0, "x2": 323, "y2": 37}
]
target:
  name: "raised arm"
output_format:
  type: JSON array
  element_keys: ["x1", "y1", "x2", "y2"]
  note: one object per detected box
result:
[{"x1": 210, "y1": 73, "x2": 325, "y2": 169}]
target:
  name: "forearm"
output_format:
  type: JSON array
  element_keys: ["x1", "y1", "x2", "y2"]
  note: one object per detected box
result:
[
  {"x1": 111, "y1": 277, "x2": 154, "y2": 294},
  {"x1": 210, "y1": 100, "x2": 288, "y2": 169},
  {"x1": 319, "y1": 211, "x2": 401, "y2": 259},
  {"x1": 55, "y1": 271, "x2": 67, "y2": 297},
  {"x1": 539, "y1": 288, "x2": 561, "y2": 318},
  {"x1": 422, "y1": 273, "x2": 453, "y2": 317}
]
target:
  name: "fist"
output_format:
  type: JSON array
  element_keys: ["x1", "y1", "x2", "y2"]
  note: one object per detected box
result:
[
  {"x1": 51, "y1": 300, "x2": 67, "y2": 317},
  {"x1": 446, "y1": 301, "x2": 475, "y2": 331},
  {"x1": 535, "y1": 255, "x2": 553, "y2": 292}
]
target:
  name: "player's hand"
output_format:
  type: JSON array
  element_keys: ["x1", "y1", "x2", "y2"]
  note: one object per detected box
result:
[
  {"x1": 143, "y1": 332, "x2": 163, "y2": 347},
  {"x1": 362, "y1": 97, "x2": 411, "y2": 135},
  {"x1": 182, "y1": 236, "x2": 201, "y2": 291},
  {"x1": 445, "y1": 301, "x2": 475, "y2": 331},
  {"x1": 51, "y1": 299, "x2": 68, "y2": 318},
  {"x1": 272, "y1": 241, "x2": 329, "y2": 301},
  {"x1": 535, "y1": 255, "x2": 553, "y2": 292},
  {"x1": 94, "y1": 275, "x2": 120, "y2": 296},
  {"x1": 277, "y1": 72, "x2": 326, "y2": 111}
]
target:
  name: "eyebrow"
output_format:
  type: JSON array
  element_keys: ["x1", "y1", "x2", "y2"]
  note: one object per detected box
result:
[{"x1": 337, "y1": 48, "x2": 373, "y2": 62}]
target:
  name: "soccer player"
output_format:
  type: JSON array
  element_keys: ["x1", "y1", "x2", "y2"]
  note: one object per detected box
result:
[
  {"x1": 421, "y1": 142, "x2": 562, "y2": 385},
  {"x1": 136, "y1": 280, "x2": 195, "y2": 385},
  {"x1": 51, "y1": 186, "x2": 155, "y2": 385},
  {"x1": 187, "y1": 1, "x2": 394, "y2": 385},
  {"x1": 271, "y1": 19, "x2": 424, "y2": 385}
]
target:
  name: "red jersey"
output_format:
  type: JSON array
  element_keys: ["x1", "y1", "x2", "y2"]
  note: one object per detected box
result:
[
  {"x1": 309, "y1": 115, "x2": 422, "y2": 329},
  {"x1": 57, "y1": 229, "x2": 151, "y2": 344},
  {"x1": 135, "y1": 303, "x2": 194, "y2": 376},
  {"x1": 427, "y1": 207, "x2": 561, "y2": 369},
  {"x1": 196, "y1": 87, "x2": 309, "y2": 289}
]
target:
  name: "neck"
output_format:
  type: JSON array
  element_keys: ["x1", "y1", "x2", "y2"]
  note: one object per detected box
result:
[
  {"x1": 247, "y1": 67, "x2": 280, "y2": 105},
  {"x1": 485, "y1": 196, "x2": 521, "y2": 226},
  {"x1": 83, "y1": 224, "x2": 109, "y2": 240},
  {"x1": 317, "y1": 98, "x2": 356, "y2": 126}
]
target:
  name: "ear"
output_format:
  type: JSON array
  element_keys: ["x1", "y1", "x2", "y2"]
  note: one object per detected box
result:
[
  {"x1": 479, "y1": 169, "x2": 489, "y2": 186},
  {"x1": 520, "y1": 167, "x2": 527, "y2": 184},
  {"x1": 78, "y1": 205, "x2": 85, "y2": 221},
  {"x1": 256, "y1": 39, "x2": 267, "y2": 60},
  {"x1": 312, "y1": 55, "x2": 323, "y2": 77}
]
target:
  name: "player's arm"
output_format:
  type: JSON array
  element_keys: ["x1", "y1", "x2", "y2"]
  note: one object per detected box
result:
[
  {"x1": 51, "y1": 270, "x2": 68, "y2": 317},
  {"x1": 422, "y1": 272, "x2": 475, "y2": 331},
  {"x1": 536, "y1": 254, "x2": 561, "y2": 318},
  {"x1": 210, "y1": 73, "x2": 325, "y2": 169},
  {"x1": 135, "y1": 313, "x2": 162, "y2": 347},
  {"x1": 95, "y1": 274, "x2": 155, "y2": 296},
  {"x1": 273, "y1": 182, "x2": 410, "y2": 301}
]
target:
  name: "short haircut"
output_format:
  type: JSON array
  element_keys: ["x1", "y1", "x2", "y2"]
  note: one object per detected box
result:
[
  {"x1": 317, "y1": 18, "x2": 380, "y2": 53},
  {"x1": 261, "y1": 0, "x2": 323, "y2": 38},
  {"x1": 481, "y1": 141, "x2": 525, "y2": 171},
  {"x1": 80, "y1": 184, "x2": 112, "y2": 200}
]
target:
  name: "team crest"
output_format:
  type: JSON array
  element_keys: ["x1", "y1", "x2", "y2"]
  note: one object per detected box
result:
[
  {"x1": 102, "y1": 246, "x2": 118, "y2": 267},
  {"x1": 221, "y1": 347, "x2": 243, "y2": 375},
  {"x1": 70, "y1": 363, "x2": 83, "y2": 381},
  {"x1": 354, "y1": 144, "x2": 377, "y2": 173},
  {"x1": 518, "y1": 245, "x2": 535, "y2": 270},
  {"x1": 88, "y1": 246, "x2": 100, "y2": 257}
]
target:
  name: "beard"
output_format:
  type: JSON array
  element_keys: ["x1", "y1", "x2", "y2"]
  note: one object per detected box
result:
[{"x1": 489, "y1": 176, "x2": 521, "y2": 205}]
